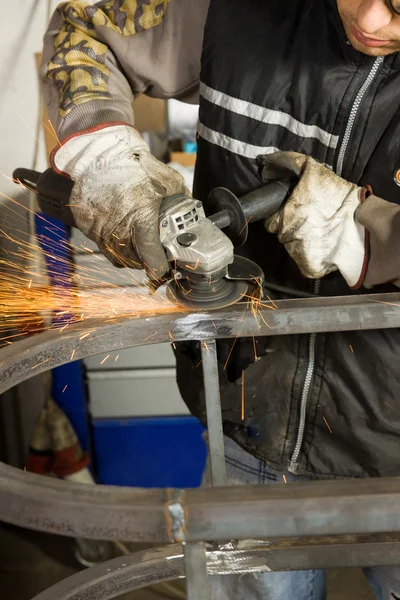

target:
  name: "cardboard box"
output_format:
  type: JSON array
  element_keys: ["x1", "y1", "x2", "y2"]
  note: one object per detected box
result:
[{"x1": 170, "y1": 151, "x2": 197, "y2": 167}]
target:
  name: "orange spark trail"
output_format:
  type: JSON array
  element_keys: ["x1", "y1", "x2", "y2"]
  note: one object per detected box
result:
[{"x1": 322, "y1": 416, "x2": 332, "y2": 434}]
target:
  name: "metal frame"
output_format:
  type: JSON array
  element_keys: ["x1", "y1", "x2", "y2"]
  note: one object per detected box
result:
[{"x1": 2, "y1": 293, "x2": 400, "y2": 599}]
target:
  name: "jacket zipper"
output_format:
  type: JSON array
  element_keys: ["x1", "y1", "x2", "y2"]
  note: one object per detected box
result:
[{"x1": 288, "y1": 56, "x2": 384, "y2": 473}]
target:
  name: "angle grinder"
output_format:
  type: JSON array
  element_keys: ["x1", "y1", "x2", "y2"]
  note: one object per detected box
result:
[{"x1": 13, "y1": 167, "x2": 294, "y2": 310}]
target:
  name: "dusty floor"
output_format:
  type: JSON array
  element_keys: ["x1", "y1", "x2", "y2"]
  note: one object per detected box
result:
[{"x1": 0, "y1": 524, "x2": 375, "y2": 599}]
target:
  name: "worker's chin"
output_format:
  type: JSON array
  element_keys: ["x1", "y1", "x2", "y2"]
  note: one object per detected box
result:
[
  {"x1": 342, "y1": 22, "x2": 400, "y2": 56},
  {"x1": 347, "y1": 34, "x2": 399, "y2": 56}
]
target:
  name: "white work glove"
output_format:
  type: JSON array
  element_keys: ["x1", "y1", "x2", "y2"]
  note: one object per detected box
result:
[
  {"x1": 52, "y1": 124, "x2": 189, "y2": 278},
  {"x1": 258, "y1": 151, "x2": 370, "y2": 289}
]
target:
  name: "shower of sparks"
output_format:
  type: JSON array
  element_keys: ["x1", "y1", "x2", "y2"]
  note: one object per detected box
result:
[
  {"x1": 0, "y1": 170, "x2": 282, "y2": 353},
  {"x1": 322, "y1": 416, "x2": 332, "y2": 434},
  {"x1": 0, "y1": 190, "x2": 189, "y2": 346}
]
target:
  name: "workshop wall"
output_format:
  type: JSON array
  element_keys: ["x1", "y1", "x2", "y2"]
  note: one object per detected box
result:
[
  {"x1": 0, "y1": 0, "x2": 57, "y2": 199},
  {"x1": 0, "y1": 0, "x2": 59, "y2": 465}
]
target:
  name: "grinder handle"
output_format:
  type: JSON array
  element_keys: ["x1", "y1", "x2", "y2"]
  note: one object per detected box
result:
[
  {"x1": 13, "y1": 168, "x2": 76, "y2": 227},
  {"x1": 239, "y1": 179, "x2": 294, "y2": 221}
]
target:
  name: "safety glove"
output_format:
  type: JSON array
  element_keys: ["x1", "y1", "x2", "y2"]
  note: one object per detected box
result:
[
  {"x1": 52, "y1": 124, "x2": 189, "y2": 279},
  {"x1": 258, "y1": 151, "x2": 370, "y2": 289}
]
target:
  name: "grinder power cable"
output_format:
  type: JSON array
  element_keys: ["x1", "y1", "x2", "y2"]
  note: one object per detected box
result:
[{"x1": 13, "y1": 167, "x2": 294, "y2": 310}]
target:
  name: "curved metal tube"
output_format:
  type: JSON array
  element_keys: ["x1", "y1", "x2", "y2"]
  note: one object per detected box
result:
[
  {"x1": 32, "y1": 537, "x2": 400, "y2": 600},
  {"x1": 4, "y1": 442, "x2": 400, "y2": 543},
  {"x1": 32, "y1": 545, "x2": 185, "y2": 600},
  {"x1": 1, "y1": 292, "x2": 400, "y2": 394}
]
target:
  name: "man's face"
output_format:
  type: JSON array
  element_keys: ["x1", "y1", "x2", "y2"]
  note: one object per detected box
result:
[{"x1": 337, "y1": 0, "x2": 400, "y2": 55}]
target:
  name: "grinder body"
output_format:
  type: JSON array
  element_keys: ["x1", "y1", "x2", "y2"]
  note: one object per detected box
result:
[{"x1": 13, "y1": 167, "x2": 293, "y2": 308}]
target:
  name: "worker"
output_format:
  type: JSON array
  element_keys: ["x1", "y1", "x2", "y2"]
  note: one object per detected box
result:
[{"x1": 41, "y1": 1, "x2": 400, "y2": 598}]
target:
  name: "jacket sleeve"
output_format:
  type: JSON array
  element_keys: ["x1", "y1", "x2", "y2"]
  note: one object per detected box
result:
[
  {"x1": 40, "y1": 0, "x2": 208, "y2": 140},
  {"x1": 356, "y1": 196, "x2": 400, "y2": 288}
]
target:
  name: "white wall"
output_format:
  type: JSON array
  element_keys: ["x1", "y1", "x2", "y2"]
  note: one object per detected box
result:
[
  {"x1": 0, "y1": 0, "x2": 59, "y2": 202},
  {"x1": 0, "y1": 0, "x2": 59, "y2": 466}
]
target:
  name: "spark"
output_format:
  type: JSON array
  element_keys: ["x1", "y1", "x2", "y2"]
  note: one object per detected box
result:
[
  {"x1": 349, "y1": 345, "x2": 354, "y2": 353},
  {"x1": 203, "y1": 341, "x2": 209, "y2": 351},
  {"x1": 253, "y1": 336, "x2": 257, "y2": 361},
  {"x1": 62, "y1": 385, "x2": 68, "y2": 393},
  {"x1": 100, "y1": 354, "x2": 110, "y2": 365},
  {"x1": 46, "y1": 119, "x2": 61, "y2": 145},
  {"x1": 28, "y1": 279, "x2": 32, "y2": 288},
  {"x1": 257, "y1": 312, "x2": 272, "y2": 329},
  {"x1": 115, "y1": 354, "x2": 120, "y2": 362},
  {"x1": 31, "y1": 357, "x2": 51, "y2": 369},
  {"x1": 212, "y1": 321, "x2": 217, "y2": 330},
  {"x1": 143, "y1": 333, "x2": 158, "y2": 341},
  {"x1": 367, "y1": 298, "x2": 400, "y2": 307},
  {"x1": 70, "y1": 349, "x2": 76, "y2": 361},
  {"x1": 239, "y1": 216, "x2": 253, "y2": 236},
  {"x1": 385, "y1": 401, "x2": 400, "y2": 416},
  {"x1": 322, "y1": 416, "x2": 332, "y2": 434},
  {"x1": 282, "y1": 474, "x2": 287, "y2": 484},
  {"x1": 168, "y1": 332, "x2": 176, "y2": 350},
  {"x1": 224, "y1": 338, "x2": 237, "y2": 370},
  {"x1": 20, "y1": 116, "x2": 40, "y2": 144},
  {"x1": 195, "y1": 359, "x2": 203, "y2": 369},
  {"x1": 79, "y1": 332, "x2": 91, "y2": 340}
]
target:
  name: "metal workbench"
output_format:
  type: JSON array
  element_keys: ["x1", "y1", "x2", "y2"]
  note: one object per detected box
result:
[{"x1": 1, "y1": 292, "x2": 400, "y2": 599}]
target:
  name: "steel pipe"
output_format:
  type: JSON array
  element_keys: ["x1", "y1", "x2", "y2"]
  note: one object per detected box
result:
[
  {"x1": 201, "y1": 340, "x2": 227, "y2": 487},
  {"x1": 184, "y1": 542, "x2": 211, "y2": 600},
  {"x1": 31, "y1": 537, "x2": 400, "y2": 600},
  {"x1": 3, "y1": 458, "x2": 400, "y2": 542},
  {"x1": 1, "y1": 292, "x2": 400, "y2": 394}
]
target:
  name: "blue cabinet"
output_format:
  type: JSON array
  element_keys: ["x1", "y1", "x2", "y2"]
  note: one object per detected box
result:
[{"x1": 92, "y1": 416, "x2": 207, "y2": 488}]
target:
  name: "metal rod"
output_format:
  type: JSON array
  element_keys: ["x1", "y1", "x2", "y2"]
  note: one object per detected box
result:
[
  {"x1": 184, "y1": 542, "x2": 211, "y2": 600},
  {"x1": 1, "y1": 293, "x2": 400, "y2": 394},
  {"x1": 201, "y1": 340, "x2": 227, "y2": 487}
]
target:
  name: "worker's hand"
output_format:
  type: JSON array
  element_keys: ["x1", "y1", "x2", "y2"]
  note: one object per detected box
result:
[
  {"x1": 52, "y1": 124, "x2": 189, "y2": 278},
  {"x1": 258, "y1": 151, "x2": 369, "y2": 288}
]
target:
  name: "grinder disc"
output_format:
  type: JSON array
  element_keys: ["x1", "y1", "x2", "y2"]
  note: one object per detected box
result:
[{"x1": 167, "y1": 277, "x2": 248, "y2": 310}]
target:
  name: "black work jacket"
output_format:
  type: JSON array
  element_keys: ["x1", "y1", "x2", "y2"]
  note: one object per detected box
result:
[{"x1": 175, "y1": 0, "x2": 400, "y2": 478}]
